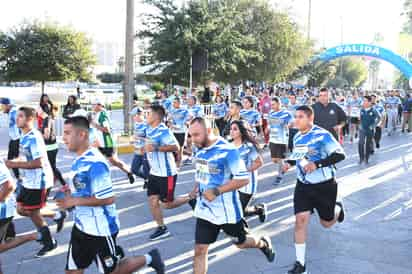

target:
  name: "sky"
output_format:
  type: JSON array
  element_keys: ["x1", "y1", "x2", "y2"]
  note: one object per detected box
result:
[{"x1": 0, "y1": 0, "x2": 407, "y2": 80}]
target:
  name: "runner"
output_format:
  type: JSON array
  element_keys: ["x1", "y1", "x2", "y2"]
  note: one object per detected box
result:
[
  {"x1": 282, "y1": 105, "x2": 345, "y2": 274},
  {"x1": 266, "y1": 97, "x2": 293, "y2": 185},
  {"x1": 287, "y1": 93, "x2": 301, "y2": 152},
  {"x1": 5, "y1": 107, "x2": 65, "y2": 257},
  {"x1": 385, "y1": 90, "x2": 401, "y2": 136},
  {"x1": 144, "y1": 104, "x2": 193, "y2": 241},
  {"x1": 91, "y1": 99, "x2": 135, "y2": 184},
  {"x1": 346, "y1": 92, "x2": 363, "y2": 143},
  {"x1": 358, "y1": 96, "x2": 380, "y2": 164},
  {"x1": 222, "y1": 101, "x2": 243, "y2": 138},
  {"x1": 212, "y1": 95, "x2": 228, "y2": 137},
  {"x1": 130, "y1": 107, "x2": 150, "y2": 189},
  {"x1": 230, "y1": 120, "x2": 267, "y2": 222},
  {"x1": 58, "y1": 116, "x2": 165, "y2": 274},
  {"x1": 188, "y1": 117, "x2": 275, "y2": 274},
  {"x1": 258, "y1": 89, "x2": 272, "y2": 148},
  {"x1": 169, "y1": 97, "x2": 190, "y2": 167},
  {"x1": 240, "y1": 96, "x2": 262, "y2": 136}
]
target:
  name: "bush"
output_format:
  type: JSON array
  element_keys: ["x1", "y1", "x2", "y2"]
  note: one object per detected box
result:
[{"x1": 151, "y1": 82, "x2": 164, "y2": 92}]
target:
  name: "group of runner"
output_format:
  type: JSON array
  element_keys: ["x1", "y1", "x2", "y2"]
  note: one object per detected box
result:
[{"x1": 0, "y1": 85, "x2": 410, "y2": 274}]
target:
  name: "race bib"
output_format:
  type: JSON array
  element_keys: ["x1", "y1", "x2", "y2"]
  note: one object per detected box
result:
[
  {"x1": 289, "y1": 145, "x2": 309, "y2": 160},
  {"x1": 269, "y1": 128, "x2": 280, "y2": 143},
  {"x1": 195, "y1": 159, "x2": 210, "y2": 185},
  {"x1": 351, "y1": 107, "x2": 360, "y2": 117}
]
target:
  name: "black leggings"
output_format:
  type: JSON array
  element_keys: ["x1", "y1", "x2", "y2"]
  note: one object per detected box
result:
[
  {"x1": 7, "y1": 139, "x2": 20, "y2": 179},
  {"x1": 47, "y1": 149, "x2": 66, "y2": 185},
  {"x1": 374, "y1": 127, "x2": 382, "y2": 147},
  {"x1": 214, "y1": 118, "x2": 227, "y2": 137}
]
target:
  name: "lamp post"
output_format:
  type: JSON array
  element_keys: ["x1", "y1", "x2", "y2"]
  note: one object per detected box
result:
[{"x1": 124, "y1": 0, "x2": 134, "y2": 135}]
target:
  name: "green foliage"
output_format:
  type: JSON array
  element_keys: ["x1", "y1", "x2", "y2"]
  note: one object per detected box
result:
[
  {"x1": 0, "y1": 20, "x2": 96, "y2": 90},
  {"x1": 151, "y1": 82, "x2": 164, "y2": 91},
  {"x1": 140, "y1": 0, "x2": 311, "y2": 84},
  {"x1": 394, "y1": 72, "x2": 410, "y2": 89},
  {"x1": 97, "y1": 73, "x2": 124, "y2": 83}
]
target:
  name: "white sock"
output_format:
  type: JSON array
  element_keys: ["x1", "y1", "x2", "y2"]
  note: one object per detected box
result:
[
  {"x1": 335, "y1": 204, "x2": 342, "y2": 217},
  {"x1": 144, "y1": 254, "x2": 152, "y2": 266},
  {"x1": 53, "y1": 211, "x2": 62, "y2": 221},
  {"x1": 295, "y1": 243, "x2": 306, "y2": 266},
  {"x1": 277, "y1": 161, "x2": 284, "y2": 177}
]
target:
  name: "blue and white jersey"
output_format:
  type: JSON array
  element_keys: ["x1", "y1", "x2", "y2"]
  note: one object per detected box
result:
[
  {"x1": 385, "y1": 96, "x2": 401, "y2": 110},
  {"x1": 213, "y1": 103, "x2": 228, "y2": 119},
  {"x1": 8, "y1": 106, "x2": 20, "y2": 140},
  {"x1": 297, "y1": 96, "x2": 308, "y2": 106},
  {"x1": 19, "y1": 129, "x2": 53, "y2": 190},
  {"x1": 240, "y1": 109, "x2": 261, "y2": 127},
  {"x1": 290, "y1": 125, "x2": 345, "y2": 184},
  {"x1": 347, "y1": 97, "x2": 363, "y2": 118},
  {"x1": 374, "y1": 103, "x2": 385, "y2": 117},
  {"x1": 70, "y1": 148, "x2": 119, "y2": 236},
  {"x1": 336, "y1": 100, "x2": 348, "y2": 115},
  {"x1": 268, "y1": 110, "x2": 293, "y2": 144},
  {"x1": 0, "y1": 161, "x2": 15, "y2": 219},
  {"x1": 134, "y1": 121, "x2": 148, "y2": 152},
  {"x1": 188, "y1": 104, "x2": 204, "y2": 119},
  {"x1": 236, "y1": 142, "x2": 259, "y2": 195},
  {"x1": 169, "y1": 107, "x2": 189, "y2": 133},
  {"x1": 146, "y1": 123, "x2": 178, "y2": 177},
  {"x1": 193, "y1": 138, "x2": 249, "y2": 225},
  {"x1": 280, "y1": 97, "x2": 290, "y2": 107},
  {"x1": 287, "y1": 103, "x2": 300, "y2": 116},
  {"x1": 162, "y1": 98, "x2": 173, "y2": 112}
]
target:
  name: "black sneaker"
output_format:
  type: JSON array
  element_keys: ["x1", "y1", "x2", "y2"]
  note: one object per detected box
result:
[
  {"x1": 259, "y1": 236, "x2": 275, "y2": 262},
  {"x1": 288, "y1": 261, "x2": 306, "y2": 274},
  {"x1": 54, "y1": 211, "x2": 67, "y2": 233},
  {"x1": 149, "y1": 226, "x2": 171, "y2": 241},
  {"x1": 148, "y1": 248, "x2": 165, "y2": 274},
  {"x1": 128, "y1": 173, "x2": 135, "y2": 184},
  {"x1": 257, "y1": 203, "x2": 267, "y2": 223},
  {"x1": 336, "y1": 201, "x2": 345, "y2": 223},
  {"x1": 376, "y1": 143, "x2": 380, "y2": 149},
  {"x1": 273, "y1": 176, "x2": 282, "y2": 186},
  {"x1": 35, "y1": 239, "x2": 57, "y2": 257}
]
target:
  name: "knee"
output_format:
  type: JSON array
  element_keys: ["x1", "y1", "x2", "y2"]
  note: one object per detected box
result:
[
  {"x1": 17, "y1": 207, "x2": 30, "y2": 217},
  {"x1": 194, "y1": 245, "x2": 208, "y2": 258},
  {"x1": 320, "y1": 220, "x2": 334, "y2": 229},
  {"x1": 149, "y1": 195, "x2": 160, "y2": 207},
  {"x1": 295, "y1": 215, "x2": 309, "y2": 230}
]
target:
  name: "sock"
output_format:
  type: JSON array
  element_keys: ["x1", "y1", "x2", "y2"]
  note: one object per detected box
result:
[
  {"x1": 295, "y1": 243, "x2": 306, "y2": 266},
  {"x1": 335, "y1": 204, "x2": 342, "y2": 217},
  {"x1": 277, "y1": 160, "x2": 284, "y2": 178},
  {"x1": 53, "y1": 211, "x2": 62, "y2": 221},
  {"x1": 36, "y1": 231, "x2": 42, "y2": 241},
  {"x1": 144, "y1": 254, "x2": 152, "y2": 266}
]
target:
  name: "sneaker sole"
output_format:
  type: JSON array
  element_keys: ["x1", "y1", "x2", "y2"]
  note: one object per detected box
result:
[{"x1": 150, "y1": 231, "x2": 171, "y2": 241}]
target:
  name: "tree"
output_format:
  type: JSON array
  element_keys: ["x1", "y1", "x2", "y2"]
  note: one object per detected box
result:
[
  {"x1": 403, "y1": 0, "x2": 412, "y2": 34},
  {"x1": 140, "y1": 0, "x2": 311, "y2": 85},
  {"x1": 0, "y1": 20, "x2": 96, "y2": 93}
]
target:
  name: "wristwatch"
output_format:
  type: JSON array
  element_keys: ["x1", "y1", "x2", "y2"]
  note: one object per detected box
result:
[
  {"x1": 316, "y1": 162, "x2": 322, "y2": 168},
  {"x1": 212, "y1": 187, "x2": 221, "y2": 197}
]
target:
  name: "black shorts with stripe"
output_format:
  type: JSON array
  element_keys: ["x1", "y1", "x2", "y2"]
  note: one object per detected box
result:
[
  {"x1": 16, "y1": 187, "x2": 50, "y2": 210},
  {"x1": 66, "y1": 226, "x2": 122, "y2": 274},
  {"x1": 147, "y1": 174, "x2": 177, "y2": 202}
]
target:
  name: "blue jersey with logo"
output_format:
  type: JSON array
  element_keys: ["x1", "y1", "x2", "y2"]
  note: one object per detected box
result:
[
  {"x1": 385, "y1": 96, "x2": 401, "y2": 109},
  {"x1": 236, "y1": 142, "x2": 259, "y2": 195},
  {"x1": 134, "y1": 121, "x2": 148, "y2": 152},
  {"x1": 19, "y1": 129, "x2": 53, "y2": 190},
  {"x1": 188, "y1": 105, "x2": 204, "y2": 119},
  {"x1": 162, "y1": 98, "x2": 173, "y2": 112},
  {"x1": 240, "y1": 109, "x2": 261, "y2": 127},
  {"x1": 169, "y1": 107, "x2": 190, "y2": 133},
  {"x1": 287, "y1": 103, "x2": 300, "y2": 115},
  {"x1": 70, "y1": 148, "x2": 120, "y2": 236},
  {"x1": 213, "y1": 103, "x2": 228, "y2": 119},
  {"x1": 8, "y1": 106, "x2": 20, "y2": 140},
  {"x1": 193, "y1": 138, "x2": 249, "y2": 225},
  {"x1": 146, "y1": 123, "x2": 178, "y2": 177},
  {"x1": 374, "y1": 103, "x2": 385, "y2": 116},
  {"x1": 347, "y1": 97, "x2": 363, "y2": 118},
  {"x1": 0, "y1": 161, "x2": 15, "y2": 219},
  {"x1": 268, "y1": 110, "x2": 293, "y2": 144},
  {"x1": 290, "y1": 126, "x2": 344, "y2": 184}
]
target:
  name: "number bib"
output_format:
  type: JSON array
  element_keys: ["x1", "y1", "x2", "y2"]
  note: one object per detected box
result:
[
  {"x1": 195, "y1": 159, "x2": 210, "y2": 185},
  {"x1": 289, "y1": 145, "x2": 309, "y2": 160},
  {"x1": 351, "y1": 107, "x2": 360, "y2": 117}
]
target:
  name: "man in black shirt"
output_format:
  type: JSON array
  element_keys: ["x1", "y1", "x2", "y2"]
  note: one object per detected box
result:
[{"x1": 312, "y1": 88, "x2": 347, "y2": 140}]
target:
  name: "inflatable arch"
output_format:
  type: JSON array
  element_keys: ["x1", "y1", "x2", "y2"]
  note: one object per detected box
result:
[{"x1": 314, "y1": 44, "x2": 412, "y2": 88}]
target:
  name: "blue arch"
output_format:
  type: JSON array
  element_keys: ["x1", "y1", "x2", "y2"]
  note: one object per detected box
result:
[{"x1": 314, "y1": 44, "x2": 412, "y2": 87}]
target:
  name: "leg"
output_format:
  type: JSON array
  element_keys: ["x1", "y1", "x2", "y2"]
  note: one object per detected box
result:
[
  {"x1": 7, "y1": 139, "x2": 20, "y2": 179},
  {"x1": 108, "y1": 155, "x2": 131, "y2": 175},
  {"x1": 194, "y1": 244, "x2": 209, "y2": 274},
  {"x1": 148, "y1": 195, "x2": 164, "y2": 227},
  {"x1": 358, "y1": 131, "x2": 365, "y2": 162},
  {"x1": 110, "y1": 256, "x2": 146, "y2": 274}
]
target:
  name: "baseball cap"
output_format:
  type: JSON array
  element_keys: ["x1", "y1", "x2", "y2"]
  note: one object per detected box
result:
[
  {"x1": 129, "y1": 107, "x2": 143, "y2": 116},
  {"x1": 70, "y1": 109, "x2": 88, "y2": 118},
  {"x1": 92, "y1": 98, "x2": 104, "y2": 106},
  {"x1": 0, "y1": 98, "x2": 12, "y2": 105}
]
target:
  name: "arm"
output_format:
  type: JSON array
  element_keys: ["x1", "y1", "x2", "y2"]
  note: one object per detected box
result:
[
  {"x1": 6, "y1": 158, "x2": 42, "y2": 169},
  {"x1": 217, "y1": 178, "x2": 249, "y2": 193},
  {"x1": 0, "y1": 233, "x2": 38, "y2": 253},
  {"x1": 0, "y1": 180, "x2": 15, "y2": 202},
  {"x1": 158, "y1": 144, "x2": 179, "y2": 153},
  {"x1": 71, "y1": 196, "x2": 115, "y2": 207},
  {"x1": 248, "y1": 155, "x2": 263, "y2": 172},
  {"x1": 313, "y1": 152, "x2": 345, "y2": 168}
]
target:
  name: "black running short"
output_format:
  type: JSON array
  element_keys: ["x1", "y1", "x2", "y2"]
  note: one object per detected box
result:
[
  {"x1": 17, "y1": 187, "x2": 50, "y2": 210},
  {"x1": 147, "y1": 174, "x2": 177, "y2": 202},
  {"x1": 350, "y1": 117, "x2": 360, "y2": 124},
  {"x1": 294, "y1": 179, "x2": 337, "y2": 221},
  {"x1": 173, "y1": 133, "x2": 186, "y2": 147},
  {"x1": 195, "y1": 218, "x2": 249, "y2": 245},
  {"x1": 66, "y1": 226, "x2": 122, "y2": 274},
  {"x1": 98, "y1": 147, "x2": 114, "y2": 158},
  {"x1": 269, "y1": 143, "x2": 287, "y2": 159}
]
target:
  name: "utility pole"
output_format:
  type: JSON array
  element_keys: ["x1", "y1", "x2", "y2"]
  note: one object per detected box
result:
[
  {"x1": 124, "y1": 0, "x2": 134, "y2": 135},
  {"x1": 339, "y1": 16, "x2": 344, "y2": 79},
  {"x1": 307, "y1": 0, "x2": 312, "y2": 40}
]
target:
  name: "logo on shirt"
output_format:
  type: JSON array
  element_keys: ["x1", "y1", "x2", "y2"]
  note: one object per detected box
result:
[
  {"x1": 73, "y1": 175, "x2": 86, "y2": 189},
  {"x1": 329, "y1": 109, "x2": 335, "y2": 115}
]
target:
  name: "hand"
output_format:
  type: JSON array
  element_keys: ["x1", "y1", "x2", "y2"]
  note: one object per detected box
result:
[
  {"x1": 189, "y1": 185, "x2": 199, "y2": 200},
  {"x1": 281, "y1": 163, "x2": 291, "y2": 173},
  {"x1": 303, "y1": 161, "x2": 317, "y2": 173},
  {"x1": 145, "y1": 143, "x2": 156, "y2": 152},
  {"x1": 203, "y1": 189, "x2": 217, "y2": 202},
  {"x1": 56, "y1": 196, "x2": 76, "y2": 209}
]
